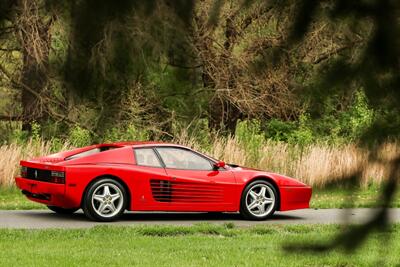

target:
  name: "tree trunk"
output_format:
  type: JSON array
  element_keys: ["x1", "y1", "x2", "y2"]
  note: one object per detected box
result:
[
  {"x1": 14, "y1": 0, "x2": 51, "y2": 131},
  {"x1": 20, "y1": 56, "x2": 48, "y2": 131}
]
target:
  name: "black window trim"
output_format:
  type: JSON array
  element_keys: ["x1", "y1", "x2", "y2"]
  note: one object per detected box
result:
[{"x1": 152, "y1": 147, "x2": 166, "y2": 168}]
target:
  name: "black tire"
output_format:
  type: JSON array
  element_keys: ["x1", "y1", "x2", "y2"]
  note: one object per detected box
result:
[
  {"x1": 240, "y1": 180, "x2": 278, "y2": 220},
  {"x1": 47, "y1": 206, "x2": 79, "y2": 214},
  {"x1": 82, "y1": 178, "x2": 128, "y2": 222}
]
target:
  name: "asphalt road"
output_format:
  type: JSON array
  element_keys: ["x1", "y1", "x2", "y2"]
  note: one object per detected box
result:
[{"x1": 0, "y1": 208, "x2": 400, "y2": 229}]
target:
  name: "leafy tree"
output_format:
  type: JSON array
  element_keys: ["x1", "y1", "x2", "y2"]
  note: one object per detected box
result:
[{"x1": 0, "y1": 1, "x2": 399, "y2": 258}]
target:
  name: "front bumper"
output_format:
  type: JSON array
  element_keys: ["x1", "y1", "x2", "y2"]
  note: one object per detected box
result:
[
  {"x1": 279, "y1": 186, "x2": 312, "y2": 211},
  {"x1": 15, "y1": 177, "x2": 69, "y2": 207}
]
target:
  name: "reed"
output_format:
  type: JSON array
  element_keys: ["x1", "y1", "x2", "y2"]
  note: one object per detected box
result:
[
  {"x1": 174, "y1": 134, "x2": 399, "y2": 188},
  {"x1": 0, "y1": 140, "x2": 70, "y2": 187},
  {"x1": 0, "y1": 137, "x2": 398, "y2": 188}
]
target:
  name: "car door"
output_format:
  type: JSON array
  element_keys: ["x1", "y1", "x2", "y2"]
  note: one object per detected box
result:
[
  {"x1": 153, "y1": 147, "x2": 238, "y2": 211},
  {"x1": 131, "y1": 147, "x2": 171, "y2": 211}
]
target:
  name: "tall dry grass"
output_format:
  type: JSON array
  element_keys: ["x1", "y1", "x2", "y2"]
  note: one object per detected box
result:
[
  {"x1": 174, "y1": 133, "x2": 400, "y2": 188},
  {"x1": 0, "y1": 137, "x2": 398, "y2": 188},
  {"x1": 0, "y1": 140, "x2": 70, "y2": 187}
]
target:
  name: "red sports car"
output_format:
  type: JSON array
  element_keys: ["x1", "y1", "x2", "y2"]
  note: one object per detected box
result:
[{"x1": 15, "y1": 142, "x2": 312, "y2": 221}]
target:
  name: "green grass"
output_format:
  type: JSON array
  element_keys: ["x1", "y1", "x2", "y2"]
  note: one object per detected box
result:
[
  {"x1": 0, "y1": 187, "x2": 44, "y2": 210},
  {"x1": 311, "y1": 185, "x2": 400, "y2": 208},
  {"x1": 0, "y1": 224, "x2": 399, "y2": 266},
  {"x1": 1, "y1": 185, "x2": 399, "y2": 210}
]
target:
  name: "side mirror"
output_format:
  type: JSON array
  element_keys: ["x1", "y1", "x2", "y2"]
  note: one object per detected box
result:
[{"x1": 213, "y1": 161, "x2": 226, "y2": 170}]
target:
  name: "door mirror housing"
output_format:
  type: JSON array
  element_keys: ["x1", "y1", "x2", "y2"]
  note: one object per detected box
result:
[{"x1": 213, "y1": 161, "x2": 226, "y2": 170}]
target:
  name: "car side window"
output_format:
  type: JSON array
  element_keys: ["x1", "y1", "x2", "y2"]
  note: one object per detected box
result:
[
  {"x1": 156, "y1": 147, "x2": 213, "y2": 170},
  {"x1": 135, "y1": 148, "x2": 162, "y2": 167}
]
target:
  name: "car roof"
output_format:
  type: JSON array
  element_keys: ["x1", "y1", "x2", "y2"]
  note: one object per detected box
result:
[{"x1": 103, "y1": 141, "x2": 188, "y2": 148}]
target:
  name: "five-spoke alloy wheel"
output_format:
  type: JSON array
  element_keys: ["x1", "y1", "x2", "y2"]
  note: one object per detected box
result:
[
  {"x1": 240, "y1": 180, "x2": 278, "y2": 220},
  {"x1": 82, "y1": 178, "x2": 127, "y2": 222}
]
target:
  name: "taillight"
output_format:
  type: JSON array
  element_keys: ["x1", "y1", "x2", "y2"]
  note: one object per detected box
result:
[
  {"x1": 20, "y1": 166, "x2": 27, "y2": 177},
  {"x1": 50, "y1": 171, "x2": 65, "y2": 184}
]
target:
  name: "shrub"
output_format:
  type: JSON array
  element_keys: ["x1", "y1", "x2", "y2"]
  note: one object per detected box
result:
[
  {"x1": 103, "y1": 124, "x2": 150, "y2": 142},
  {"x1": 31, "y1": 122, "x2": 41, "y2": 142},
  {"x1": 339, "y1": 90, "x2": 374, "y2": 139},
  {"x1": 235, "y1": 120, "x2": 265, "y2": 161},
  {"x1": 265, "y1": 90, "x2": 374, "y2": 144},
  {"x1": 68, "y1": 125, "x2": 92, "y2": 147},
  {"x1": 265, "y1": 119, "x2": 297, "y2": 142},
  {"x1": 287, "y1": 114, "x2": 314, "y2": 145}
]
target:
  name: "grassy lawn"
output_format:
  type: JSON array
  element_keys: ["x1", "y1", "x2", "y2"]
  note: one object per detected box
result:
[
  {"x1": 1, "y1": 185, "x2": 399, "y2": 210},
  {"x1": 310, "y1": 185, "x2": 400, "y2": 208},
  {"x1": 0, "y1": 187, "x2": 44, "y2": 210},
  {"x1": 0, "y1": 224, "x2": 398, "y2": 266}
]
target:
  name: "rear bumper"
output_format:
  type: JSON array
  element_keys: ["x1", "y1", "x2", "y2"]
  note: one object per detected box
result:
[
  {"x1": 15, "y1": 177, "x2": 72, "y2": 208},
  {"x1": 279, "y1": 186, "x2": 312, "y2": 211}
]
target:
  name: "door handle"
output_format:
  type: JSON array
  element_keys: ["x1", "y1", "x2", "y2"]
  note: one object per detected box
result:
[{"x1": 171, "y1": 177, "x2": 177, "y2": 181}]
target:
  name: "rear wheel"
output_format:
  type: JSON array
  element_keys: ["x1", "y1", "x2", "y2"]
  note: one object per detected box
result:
[
  {"x1": 240, "y1": 180, "x2": 278, "y2": 220},
  {"x1": 82, "y1": 178, "x2": 127, "y2": 222},
  {"x1": 47, "y1": 206, "x2": 79, "y2": 214}
]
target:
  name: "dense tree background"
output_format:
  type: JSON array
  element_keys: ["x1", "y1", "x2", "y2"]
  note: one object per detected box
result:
[
  {"x1": 0, "y1": 0, "x2": 399, "y2": 257},
  {"x1": 2, "y1": 0, "x2": 395, "y2": 142}
]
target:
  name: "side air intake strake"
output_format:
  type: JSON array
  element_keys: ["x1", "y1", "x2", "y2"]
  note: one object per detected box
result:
[{"x1": 150, "y1": 179, "x2": 224, "y2": 203}]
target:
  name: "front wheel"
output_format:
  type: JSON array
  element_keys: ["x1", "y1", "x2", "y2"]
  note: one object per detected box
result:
[
  {"x1": 82, "y1": 178, "x2": 127, "y2": 222},
  {"x1": 240, "y1": 180, "x2": 278, "y2": 220},
  {"x1": 47, "y1": 206, "x2": 79, "y2": 214}
]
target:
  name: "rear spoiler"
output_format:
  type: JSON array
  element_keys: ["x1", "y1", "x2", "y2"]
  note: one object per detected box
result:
[{"x1": 19, "y1": 160, "x2": 65, "y2": 171}]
